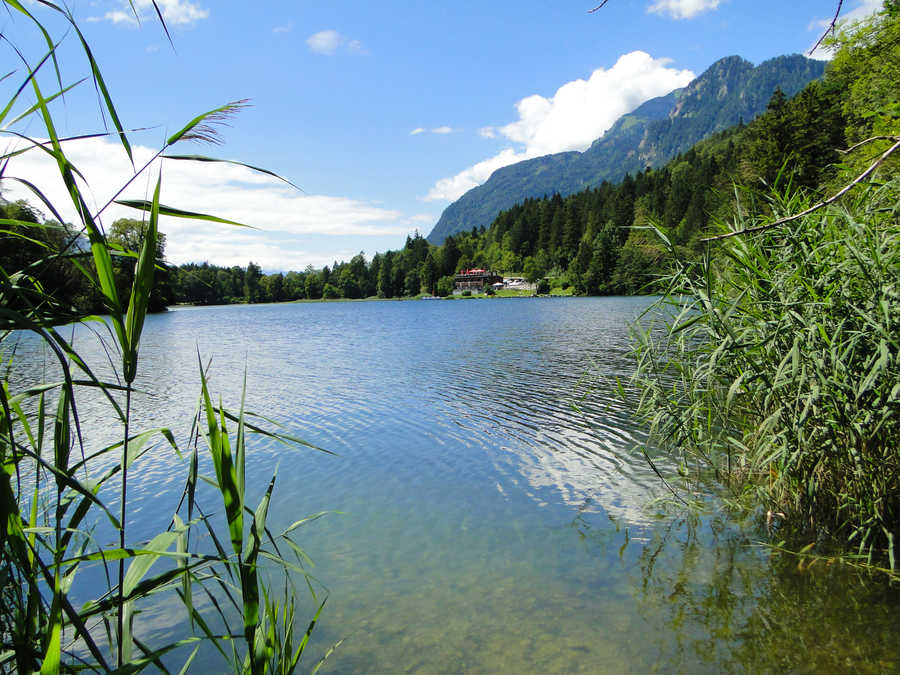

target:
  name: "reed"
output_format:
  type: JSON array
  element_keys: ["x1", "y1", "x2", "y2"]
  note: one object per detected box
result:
[
  {"x1": 630, "y1": 178, "x2": 899, "y2": 570},
  {"x1": 1, "y1": 2, "x2": 331, "y2": 671}
]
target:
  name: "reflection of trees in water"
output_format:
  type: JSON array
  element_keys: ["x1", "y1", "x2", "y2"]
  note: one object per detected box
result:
[{"x1": 630, "y1": 514, "x2": 900, "y2": 673}]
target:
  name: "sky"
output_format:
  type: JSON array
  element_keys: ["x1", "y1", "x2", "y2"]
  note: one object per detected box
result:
[{"x1": 0, "y1": 0, "x2": 884, "y2": 272}]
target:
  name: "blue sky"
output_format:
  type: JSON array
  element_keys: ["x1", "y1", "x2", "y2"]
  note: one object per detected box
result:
[{"x1": 2, "y1": 0, "x2": 883, "y2": 271}]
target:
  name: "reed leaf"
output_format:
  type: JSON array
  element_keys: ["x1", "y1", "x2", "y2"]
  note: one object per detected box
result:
[
  {"x1": 115, "y1": 199, "x2": 255, "y2": 228},
  {"x1": 163, "y1": 154, "x2": 301, "y2": 190},
  {"x1": 122, "y1": 173, "x2": 160, "y2": 383},
  {"x1": 2, "y1": 4, "x2": 331, "y2": 669},
  {"x1": 630, "y1": 179, "x2": 900, "y2": 569}
]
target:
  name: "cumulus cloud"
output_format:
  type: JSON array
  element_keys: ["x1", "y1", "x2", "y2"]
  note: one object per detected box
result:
[
  {"x1": 99, "y1": 0, "x2": 208, "y2": 26},
  {"x1": 431, "y1": 126, "x2": 453, "y2": 135},
  {"x1": 426, "y1": 51, "x2": 694, "y2": 202},
  {"x1": 306, "y1": 30, "x2": 364, "y2": 55},
  {"x1": 1, "y1": 136, "x2": 408, "y2": 270},
  {"x1": 479, "y1": 127, "x2": 497, "y2": 139},
  {"x1": 426, "y1": 149, "x2": 526, "y2": 203},
  {"x1": 410, "y1": 128, "x2": 426, "y2": 135},
  {"x1": 647, "y1": 0, "x2": 720, "y2": 20}
]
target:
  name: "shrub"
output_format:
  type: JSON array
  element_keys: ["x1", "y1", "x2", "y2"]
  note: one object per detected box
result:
[
  {"x1": 435, "y1": 275, "x2": 454, "y2": 297},
  {"x1": 322, "y1": 282, "x2": 342, "y2": 299}
]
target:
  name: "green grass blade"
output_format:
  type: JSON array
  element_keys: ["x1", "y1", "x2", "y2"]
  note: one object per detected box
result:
[
  {"x1": 162, "y1": 154, "x2": 301, "y2": 190},
  {"x1": 115, "y1": 199, "x2": 256, "y2": 228},
  {"x1": 5, "y1": 78, "x2": 87, "y2": 130},
  {"x1": 122, "y1": 173, "x2": 160, "y2": 383}
]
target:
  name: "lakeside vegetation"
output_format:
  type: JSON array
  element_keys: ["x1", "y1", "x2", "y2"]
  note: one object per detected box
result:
[
  {"x1": 630, "y1": 4, "x2": 899, "y2": 570},
  {"x1": 1, "y1": 0, "x2": 898, "y2": 672},
  {"x1": 1, "y1": 6, "x2": 870, "y2": 308},
  {"x1": 1, "y1": 2, "x2": 330, "y2": 672},
  {"x1": 0, "y1": 39, "x2": 857, "y2": 307}
]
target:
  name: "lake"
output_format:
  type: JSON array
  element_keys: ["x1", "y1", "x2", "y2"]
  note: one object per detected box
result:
[{"x1": 10, "y1": 296, "x2": 900, "y2": 673}]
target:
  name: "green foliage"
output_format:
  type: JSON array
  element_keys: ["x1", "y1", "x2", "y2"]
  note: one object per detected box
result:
[
  {"x1": 321, "y1": 282, "x2": 341, "y2": 299},
  {"x1": 435, "y1": 275, "x2": 454, "y2": 297},
  {"x1": 630, "y1": 182, "x2": 899, "y2": 567},
  {"x1": 108, "y1": 218, "x2": 173, "y2": 312},
  {"x1": 625, "y1": 1, "x2": 900, "y2": 570},
  {"x1": 828, "y1": 2, "x2": 900, "y2": 144},
  {"x1": 0, "y1": 2, "x2": 331, "y2": 671}
]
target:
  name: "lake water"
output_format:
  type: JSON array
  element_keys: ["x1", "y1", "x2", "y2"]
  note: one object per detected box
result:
[{"x1": 10, "y1": 297, "x2": 900, "y2": 673}]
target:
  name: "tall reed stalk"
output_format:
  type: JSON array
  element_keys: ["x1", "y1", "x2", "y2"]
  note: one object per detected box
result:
[
  {"x1": 1, "y1": 2, "x2": 332, "y2": 671},
  {"x1": 630, "y1": 179, "x2": 899, "y2": 570}
]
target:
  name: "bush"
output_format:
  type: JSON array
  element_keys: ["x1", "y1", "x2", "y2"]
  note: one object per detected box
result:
[
  {"x1": 631, "y1": 182, "x2": 900, "y2": 568},
  {"x1": 435, "y1": 275, "x2": 454, "y2": 297},
  {"x1": 322, "y1": 282, "x2": 342, "y2": 299}
]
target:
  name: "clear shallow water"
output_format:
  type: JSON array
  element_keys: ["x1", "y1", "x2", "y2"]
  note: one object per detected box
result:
[{"x1": 9, "y1": 297, "x2": 900, "y2": 673}]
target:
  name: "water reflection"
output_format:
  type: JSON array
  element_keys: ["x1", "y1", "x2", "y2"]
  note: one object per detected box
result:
[
  {"x1": 632, "y1": 512, "x2": 900, "y2": 673},
  {"x1": 9, "y1": 298, "x2": 900, "y2": 672}
]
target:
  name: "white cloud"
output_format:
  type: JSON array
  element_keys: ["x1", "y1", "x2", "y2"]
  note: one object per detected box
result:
[
  {"x1": 426, "y1": 51, "x2": 694, "y2": 202},
  {"x1": 479, "y1": 127, "x2": 497, "y2": 139},
  {"x1": 808, "y1": 0, "x2": 884, "y2": 58},
  {"x1": 307, "y1": 30, "x2": 342, "y2": 55},
  {"x1": 306, "y1": 30, "x2": 364, "y2": 56},
  {"x1": 846, "y1": 0, "x2": 884, "y2": 21},
  {"x1": 99, "y1": 0, "x2": 208, "y2": 26},
  {"x1": 647, "y1": 0, "x2": 720, "y2": 20},
  {"x1": 426, "y1": 149, "x2": 525, "y2": 202},
  {"x1": 273, "y1": 22, "x2": 293, "y2": 34},
  {"x1": 410, "y1": 126, "x2": 455, "y2": 136},
  {"x1": 1, "y1": 136, "x2": 408, "y2": 271}
]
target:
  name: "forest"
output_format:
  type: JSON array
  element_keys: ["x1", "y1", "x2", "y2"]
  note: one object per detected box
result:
[
  {"x1": 0, "y1": 12, "x2": 868, "y2": 308},
  {"x1": 164, "y1": 69, "x2": 851, "y2": 304}
]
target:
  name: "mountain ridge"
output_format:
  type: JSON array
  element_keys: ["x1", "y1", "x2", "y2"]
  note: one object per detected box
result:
[{"x1": 426, "y1": 53, "x2": 826, "y2": 244}]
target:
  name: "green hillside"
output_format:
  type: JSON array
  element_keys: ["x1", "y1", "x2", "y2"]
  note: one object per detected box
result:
[{"x1": 426, "y1": 54, "x2": 826, "y2": 244}]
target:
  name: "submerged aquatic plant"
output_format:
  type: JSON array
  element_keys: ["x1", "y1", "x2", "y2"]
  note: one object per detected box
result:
[{"x1": 0, "y1": 2, "x2": 332, "y2": 671}]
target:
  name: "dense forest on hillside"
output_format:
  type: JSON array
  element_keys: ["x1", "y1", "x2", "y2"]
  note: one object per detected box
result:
[
  {"x1": 0, "y1": 7, "x2": 894, "y2": 310},
  {"x1": 167, "y1": 61, "x2": 850, "y2": 304},
  {"x1": 426, "y1": 53, "x2": 826, "y2": 244}
]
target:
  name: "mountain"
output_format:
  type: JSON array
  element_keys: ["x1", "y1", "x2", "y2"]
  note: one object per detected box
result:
[{"x1": 427, "y1": 54, "x2": 826, "y2": 244}]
